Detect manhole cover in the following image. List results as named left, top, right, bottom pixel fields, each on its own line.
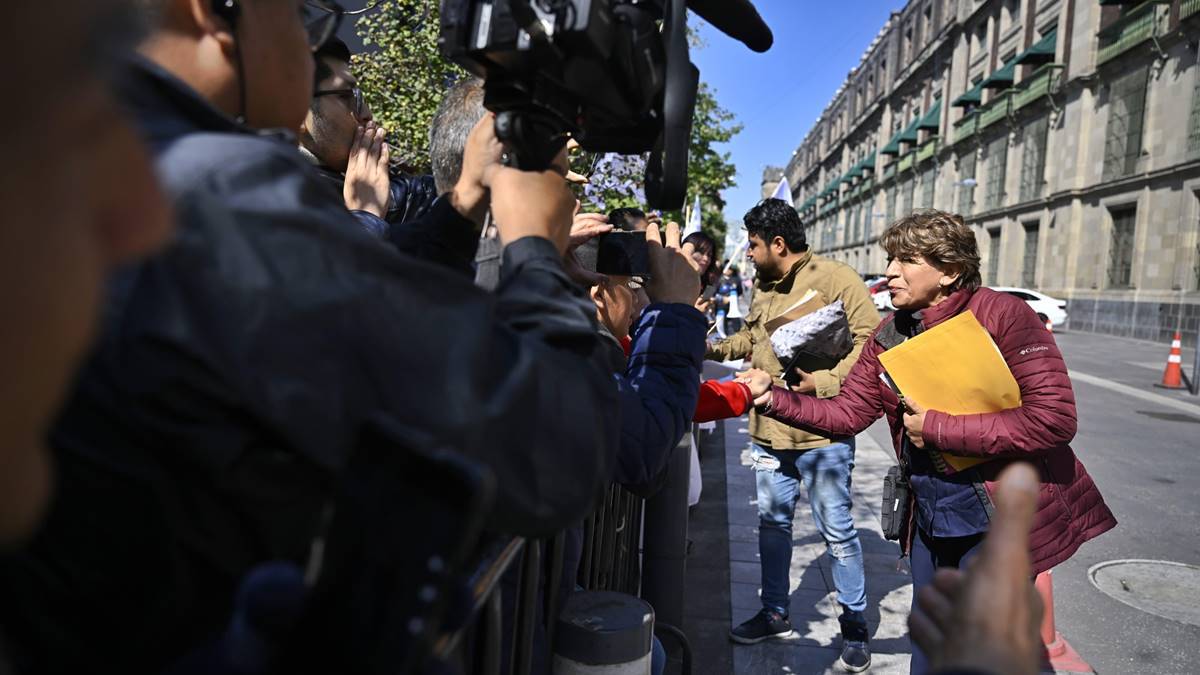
left=1088, top=559, right=1200, bottom=626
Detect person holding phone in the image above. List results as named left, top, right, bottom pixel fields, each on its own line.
left=739, top=210, right=1116, bottom=674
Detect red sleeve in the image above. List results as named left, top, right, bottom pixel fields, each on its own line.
left=693, top=380, right=753, bottom=423
left=765, top=336, right=886, bottom=437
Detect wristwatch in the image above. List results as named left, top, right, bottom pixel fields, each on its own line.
left=755, top=392, right=774, bottom=415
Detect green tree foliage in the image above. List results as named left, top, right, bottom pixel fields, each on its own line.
left=354, top=1, right=466, bottom=172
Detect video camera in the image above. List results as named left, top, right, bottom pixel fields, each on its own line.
left=438, top=0, right=772, bottom=210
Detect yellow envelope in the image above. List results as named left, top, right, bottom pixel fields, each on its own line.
left=877, top=310, right=1021, bottom=472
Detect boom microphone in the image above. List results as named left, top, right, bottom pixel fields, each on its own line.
left=687, top=0, right=773, bottom=53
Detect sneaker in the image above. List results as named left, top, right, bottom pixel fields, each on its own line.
left=837, top=611, right=871, bottom=672
left=838, top=640, right=871, bottom=672
left=729, top=608, right=795, bottom=644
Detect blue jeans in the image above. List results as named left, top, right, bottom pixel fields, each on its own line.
left=753, top=442, right=866, bottom=618
left=908, top=528, right=985, bottom=675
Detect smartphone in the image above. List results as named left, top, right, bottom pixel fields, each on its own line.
left=596, top=231, right=651, bottom=278
left=701, top=283, right=718, bottom=301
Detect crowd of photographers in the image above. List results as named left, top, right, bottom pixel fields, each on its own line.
left=0, top=1, right=1056, bottom=674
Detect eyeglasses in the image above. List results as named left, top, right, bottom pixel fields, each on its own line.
left=303, top=0, right=345, bottom=52
left=313, top=86, right=364, bottom=117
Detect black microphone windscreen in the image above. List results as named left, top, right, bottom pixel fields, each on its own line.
left=687, top=0, right=774, bottom=53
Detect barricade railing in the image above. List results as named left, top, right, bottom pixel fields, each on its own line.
left=431, top=426, right=703, bottom=674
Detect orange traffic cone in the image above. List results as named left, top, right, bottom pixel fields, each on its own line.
left=1036, top=570, right=1093, bottom=674
left=1157, top=331, right=1185, bottom=389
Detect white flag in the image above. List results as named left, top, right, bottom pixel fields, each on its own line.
left=683, top=194, right=702, bottom=238
left=771, top=176, right=794, bottom=206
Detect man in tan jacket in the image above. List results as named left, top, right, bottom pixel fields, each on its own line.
left=709, top=198, right=879, bottom=673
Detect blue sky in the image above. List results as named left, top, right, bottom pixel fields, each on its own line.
left=690, top=1, right=902, bottom=222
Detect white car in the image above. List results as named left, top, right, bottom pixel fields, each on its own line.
left=872, top=288, right=895, bottom=312
left=990, top=286, right=1068, bottom=328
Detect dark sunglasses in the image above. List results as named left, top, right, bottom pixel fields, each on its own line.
left=304, top=0, right=345, bottom=52
left=313, top=86, right=365, bottom=116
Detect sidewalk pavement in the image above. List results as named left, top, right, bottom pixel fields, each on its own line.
left=722, top=415, right=913, bottom=674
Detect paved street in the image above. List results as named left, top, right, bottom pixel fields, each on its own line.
left=688, top=329, right=1200, bottom=674
left=1041, top=331, right=1200, bottom=675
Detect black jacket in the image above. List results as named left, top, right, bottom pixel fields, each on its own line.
left=0, top=57, right=619, bottom=673
left=306, top=156, right=439, bottom=235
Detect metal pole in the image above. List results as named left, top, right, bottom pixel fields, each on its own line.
left=1191, top=328, right=1200, bottom=396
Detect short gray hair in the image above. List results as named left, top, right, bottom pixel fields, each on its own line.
left=429, top=77, right=485, bottom=194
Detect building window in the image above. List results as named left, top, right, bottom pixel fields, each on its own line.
left=905, top=26, right=913, bottom=62
left=1021, top=221, right=1040, bottom=288
left=1019, top=116, right=1049, bottom=202
left=958, top=151, right=976, bottom=216
left=1002, top=0, right=1020, bottom=33
left=984, top=135, right=1008, bottom=210
left=974, top=22, right=988, bottom=56
left=923, top=6, right=933, bottom=44
left=920, top=167, right=936, bottom=208
left=988, top=228, right=1002, bottom=286
left=1102, top=65, right=1149, bottom=181
left=1189, top=74, right=1200, bottom=159
left=904, top=177, right=916, bottom=216
left=886, top=184, right=898, bottom=222
left=1107, top=206, right=1136, bottom=288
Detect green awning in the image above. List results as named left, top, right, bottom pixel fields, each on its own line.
left=881, top=136, right=902, bottom=156
left=846, top=165, right=863, bottom=180
left=898, top=116, right=921, bottom=143
left=952, top=82, right=983, bottom=107
left=1015, top=29, right=1057, bottom=66
left=917, top=101, right=942, bottom=132
left=859, top=156, right=875, bottom=174
left=799, top=196, right=816, bottom=210
left=982, top=59, right=1017, bottom=89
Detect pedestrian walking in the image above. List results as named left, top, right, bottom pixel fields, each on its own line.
left=740, top=210, right=1117, bottom=675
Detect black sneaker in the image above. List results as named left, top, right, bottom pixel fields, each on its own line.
left=837, top=611, right=871, bottom=672
left=729, top=609, right=795, bottom=644
left=838, top=640, right=871, bottom=672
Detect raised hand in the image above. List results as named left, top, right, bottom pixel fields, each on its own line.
left=563, top=206, right=613, bottom=287
left=343, top=123, right=391, bottom=218
left=644, top=221, right=702, bottom=306
left=489, top=146, right=575, bottom=254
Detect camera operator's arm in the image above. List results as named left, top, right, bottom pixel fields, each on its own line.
left=384, top=116, right=502, bottom=277
left=137, top=138, right=619, bottom=542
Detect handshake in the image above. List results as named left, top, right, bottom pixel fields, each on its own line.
left=735, top=368, right=776, bottom=407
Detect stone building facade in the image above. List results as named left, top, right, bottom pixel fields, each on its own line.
left=771, top=0, right=1200, bottom=345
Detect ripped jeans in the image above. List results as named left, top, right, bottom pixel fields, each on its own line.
left=752, top=442, right=866, bottom=620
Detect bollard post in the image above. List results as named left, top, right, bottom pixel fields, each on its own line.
left=1192, top=329, right=1200, bottom=396
left=640, top=431, right=692, bottom=628
left=553, top=591, right=654, bottom=674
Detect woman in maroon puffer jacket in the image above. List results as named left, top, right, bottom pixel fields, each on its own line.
left=740, top=211, right=1116, bottom=674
